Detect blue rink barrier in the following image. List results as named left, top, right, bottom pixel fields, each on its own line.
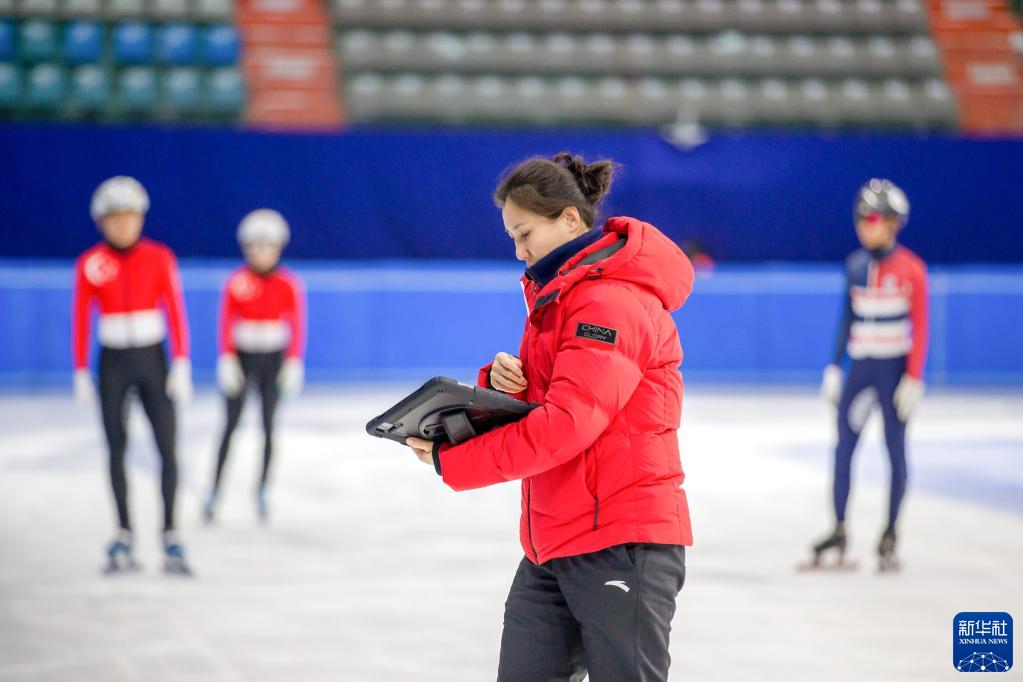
left=1, top=260, right=1021, bottom=387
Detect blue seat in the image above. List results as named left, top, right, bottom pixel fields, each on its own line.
left=26, top=63, right=66, bottom=108
left=117, top=65, right=157, bottom=110
left=69, top=64, right=109, bottom=109
left=201, top=25, right=240, bottom=66
left=0, top=63, right=21, bottom=108
left=64, top=21, right=103, bottom=64
left=206, top=66, right=244, bottom=112
left=0, top=21, right=15, bottom=62
left=19, top=20, right=59, bottom=63
left=156, top=23, right=197, bottom=65
left=163, top=66, right=201, bottom=110
left=113, top=21, right=153, bottom=65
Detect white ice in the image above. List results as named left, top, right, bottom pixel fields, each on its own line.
left=0, top=385, right=1021, bottom=681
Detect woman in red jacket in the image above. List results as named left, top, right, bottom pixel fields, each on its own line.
left=407, top=153, right=694, bottom=681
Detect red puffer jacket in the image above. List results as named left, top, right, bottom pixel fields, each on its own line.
left=437, top=216, right=695, bottom=564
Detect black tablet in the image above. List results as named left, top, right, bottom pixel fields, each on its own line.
left=366, top=376, right=540, bottom=445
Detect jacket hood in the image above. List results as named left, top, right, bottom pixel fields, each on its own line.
left=539, top=216, right=693, bottom=313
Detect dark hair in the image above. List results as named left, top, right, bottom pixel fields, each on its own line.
left=493, top=152, right=616, bottom=228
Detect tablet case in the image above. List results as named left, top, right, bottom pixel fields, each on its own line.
left=366, top=376, right=540, bottom=445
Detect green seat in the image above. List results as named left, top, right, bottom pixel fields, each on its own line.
left=163, top=66, right=200, bottom=111
left=117, top=65, right=157, bottom=111
left=0, top=63, right=22, bottom=109
left=206, top=66, right=244, bottom=112
left=69, top=64, right=109, bottom=110
left=25, top=63, right=66, bottom=108
left=19, top=20, right=58, bottom=63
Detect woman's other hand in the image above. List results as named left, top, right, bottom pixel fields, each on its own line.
left=490, top=352, right=528, bottom=393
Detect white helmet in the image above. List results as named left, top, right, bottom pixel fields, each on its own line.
left=90, top=176, right=150, bottom=221
left=237, top=209, right=290, bottom=246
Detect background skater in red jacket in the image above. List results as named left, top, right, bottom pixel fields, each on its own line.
left=204, top=209, right=305, bottom=524
left=72, top=176, right=193, bottom=575
left=407, top=153, right=695, bottom=681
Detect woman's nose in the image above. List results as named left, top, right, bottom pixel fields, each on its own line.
left=515, top=244, right=529, bottom=261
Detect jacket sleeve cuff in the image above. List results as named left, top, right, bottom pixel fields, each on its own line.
left=432, top=440, right=446, bottom=476
left=478, top=363, right=495, bottom=389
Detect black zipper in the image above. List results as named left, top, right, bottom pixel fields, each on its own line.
left=526, top=480, right=538, bottom=563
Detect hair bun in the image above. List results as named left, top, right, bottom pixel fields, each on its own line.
left=553, top=152, right=615, bottom=205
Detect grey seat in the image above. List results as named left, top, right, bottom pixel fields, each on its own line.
left=587, top=76, right=631, bottom=122
left=795, top=78, right=838, bottom=126
left=506, top=75, right=555, bottom=123
left=343, top=71, right=386, bottom=120
left=552, top=75, right=593, bottom=122
left=18, top=0, right=59, bottom=16
left=104, top=0, right=146, bottom=20
left=61, top=0, right=103, bottom=17
left=751, top=77, right=796, bottom=123
left=195, top=0, right=233, bottom=21
left=781, top=35, right=819, bottom=76
left=715, top=77, right=754, bottom=125
left=863, top=36, right=900, bottom=77
left=892, top=0, right=928, bottom=32
left=834, top=78, right=875, bottom=125
left=818, top=36, right=858, bottom=77
left=915, top=78, right=958, bottom=128
left=706, top=30, right=748, bottom=76
left=631, top=76, right=676, bottom=124
left=152, top=0, right=189, bottom=20
left=876, top=78, right=916, bottom=126
left=904, top=36, right=942, bottom=77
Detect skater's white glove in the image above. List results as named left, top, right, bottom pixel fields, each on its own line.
left=893, top=374, right=924, bottom=422
left=217, top=354, right=244, bottom=398
left=73, top=368, right=96, bottom=406
left=166, top=357, right=193, bottom=404
left=820, top=364, right=843, bottom=406
left=277, top=357, right=304, bottom=396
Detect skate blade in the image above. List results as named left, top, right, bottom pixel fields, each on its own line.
left=796, top=559, right=859, bottom=572
left=877, top=560, right=901, bottom=574
left=101, top=560, right=141, bottom=576
left=164, top=561, right=194, bottom=577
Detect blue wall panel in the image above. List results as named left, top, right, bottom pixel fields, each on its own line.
left=1, top=261, right=1020, bottom=387
left=1, top=124, right=1022, bottom=263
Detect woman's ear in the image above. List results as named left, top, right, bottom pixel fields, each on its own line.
left=561, top=205, right=584, bottom=234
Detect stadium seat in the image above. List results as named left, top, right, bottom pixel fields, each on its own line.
left=64, top=20, right=104, bottom=64
left=117, top=65, right=157, bottom=109
left=201, top=25, right=239, bottom=66
left=153, top=0, right=189, bottom=20
left=195, top=0, right=234, bottom=21
left=157, top=23, right=197, bottom=64
left=163, top=66, right=201, bottom=110
left=0, top=21, right=14, bottom=62
left=206, top=66, right=244, bottom=111
left=105, top=0, right=146, bottom=20
left=25, top=62, right=65, bottom=108
left=0, top=63, right=21, bottom=109
left=19, top=20, right=59, bottom=63
left=61, top=0, right=103, bottom=18
left=68, top=63, right=109, bottom=109
left=17, top=0, right=59, bottom=17
left=113, top=21, right=153, bottom=64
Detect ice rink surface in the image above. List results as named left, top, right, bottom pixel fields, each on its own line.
left=1, top=384, right=1020, bottom=682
